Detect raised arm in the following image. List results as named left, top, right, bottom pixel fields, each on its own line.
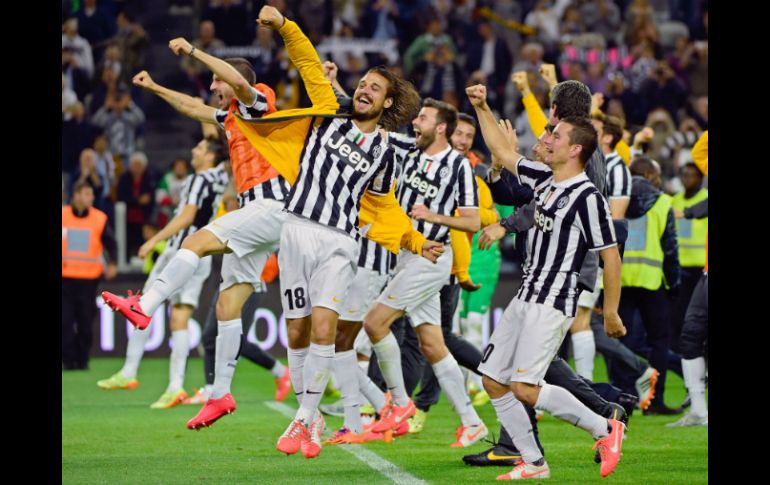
left=169, top=37, right=257, bottom=106
left=133, top=70, right=218, bottom=123
left=466, top=84, right=525, bottom=174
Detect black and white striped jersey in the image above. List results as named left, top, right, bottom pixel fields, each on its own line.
left=285, top=117, right=396, bottom=239
left=515, top=158, right=617, bottom=317
left=393, top=142, right=478, bottom=244
left=213, top=87, right=271, bottom=124
left=167, top=163, right=229, bottom=250
left=357, top=237, right=393, bottom=275
left=605, top=151, right=631, bottom=199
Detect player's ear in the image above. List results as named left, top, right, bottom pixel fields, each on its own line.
left=384, top=97, right=393, bottom=109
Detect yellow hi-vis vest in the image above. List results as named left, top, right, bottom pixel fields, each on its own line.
left=621, top=194, right=671, bottom=290
left=671, top=188, right=708, bottom=268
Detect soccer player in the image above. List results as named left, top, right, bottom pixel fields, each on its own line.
left=467, top=83, right=627, bottom=479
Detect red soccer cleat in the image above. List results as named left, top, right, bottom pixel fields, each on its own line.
left=593, top=418, right=626, bottom=477
left=102, top=290, right=151, bottom=330
left=186, top=393, right=236, bottom=430
left=371, top=399, right=416, bottom=433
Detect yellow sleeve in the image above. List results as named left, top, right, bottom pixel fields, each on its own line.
left=616, top=139, right=631, bottom=165
left=450, top=229, right=471, bottom=281
left=522, top=93, right=548, bottom=138
left=692, top=130, right=708, bottom=176
left=278, top=19, right=338, bottom=112
left=476, top=177, right=499, bottom=227
left=359, top=187, right=426, bottom=255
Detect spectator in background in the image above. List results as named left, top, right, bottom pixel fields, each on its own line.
left=155, top=158, right=191, bottom=228
left=76, top=0, right=117, bottom=61
left=62, top=46, right=92, bottom=102
left=91, top=84, right=146, bottom=166
left=411, top=42, right=464, bottom=108
left=402, top=13, right=457, bottom=76
left=62, top=17, right=94, bottom=79
left=96, top=43, right=122, bottom=85
left=92, top=133, right=117, bottom=200
left=62, top=99, right=98, bottom=195
left=71, top=148, right=109, bottom=214
left=523, top=0, right=572, bottom=58
left=465, top=20, right=513, bottom=114
left=623, top=0, right=659, bottom=47
left=181, top=20, right=225, bottom=99
left=689, top=94, right=707, bottom=130
left=117, top=151, right=156, bottom=257
left=560, top=5, right=586, bottom=39
left=658, top=114, right=702, bottom=187
left=202, top=0, right=252, bottom=46
left=638, top=60, right=688, bottom=124
left=62, top=74, right=80, bottom=122
left=585, top=62, right=611, bottom=94
left=361, top=0, right=399, bottom=41
left=113, top=10, right=150, bottom=85
left=686, top=41, right=708, bottom=99
left=580, top=0, right=622, bottom=47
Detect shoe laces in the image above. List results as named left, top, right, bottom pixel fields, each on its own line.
left=287, top=420, right=305, bottom=439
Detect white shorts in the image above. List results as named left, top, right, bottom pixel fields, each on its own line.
left=204, top=198, right=286, bottom=292
left=478, top=298, right=573, bottom=385
left=376, top=245, right=453, bottom=327
left=143, top=247, right=212, bottom=309
left=577, top=267, right=603, bottom=309
left=339, top=266, right=389, bottom=322
left=278, top=214, right=359, bottom=319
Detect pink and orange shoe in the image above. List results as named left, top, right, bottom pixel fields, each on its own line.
left=276, top=419, right=309, bottom=455
left=371, top=399, right=416, bottom=433
left=593, top=418, right=626, bottom=477
left=102, top=290, right=151, bottom=330
left=186, top=393, right=236, bottom=430
left=451, top=422, right=488, bottom=448
left=496, top=461, right=551, bottom=480
left=275, top=368, right=291, bottom=402
left=301, top=413, right=325, bottom=458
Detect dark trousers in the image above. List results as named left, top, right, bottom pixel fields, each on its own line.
left=201, top=290, right=276, bottom=385
left=591, top=312, right=648, bottom=378
left=368, top=316, right=424, bottom=396
left=62, top=278, right=99, bottom=369
left=414, top=284, right=485, bottom=412
left=680, top=273, right=708, bottom=360
left=616, top=287, right=671, bottom=406
left=669, top=267, right=703, bottom=354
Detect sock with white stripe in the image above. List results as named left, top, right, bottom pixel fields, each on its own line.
left=571, top=330, right=596, bottom=381
left=432, top=354, right=481, bottom=426
left=334, top=350, right=364, bottom=434
left=211, top=319, right=242, bottom=399
left=295, top=343, right=335, bottom=426
left=139, top=249, right=200, bottom=315
left=288, top=346, right=309, bottom=406
left=121, top=328, right=150, bottom=379
left=682, top=357, right=708, bottom=418
left=491, top=392, right=543, bottom=464
left=535, top=383, right=609, bottom=439
left=372, top=332, right=410, bottom=407
left=167, top=330, right=189, bottom=392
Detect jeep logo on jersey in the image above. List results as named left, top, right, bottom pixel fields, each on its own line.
left=326, top=132, right=374, bottom=172
left=404, top=169, right=440, bottom=199
left=534, top=208, right=555, bottom=233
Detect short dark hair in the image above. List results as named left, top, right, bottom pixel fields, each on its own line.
left=680, top=161, right=704, bottom=177
left=550, top=80, right=592, bottom=119
left=225, top=58, right=256, bottom=85
left=365, top=65, right=421, bottom=132
left=422, top=98, right=458, bottom=139
left=72, top=181, right=93, bottom=194
left=205, top=138, right=228, bottom=162
left=560, top=116, right=597, bottom=165
left=601, top=114, right=624, bottom=150
left=457, top=113, right=476, bottom=129
left=630, top=156, right=657, bottom=178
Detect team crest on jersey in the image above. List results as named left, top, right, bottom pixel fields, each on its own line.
left=371, top=144, right=382, bottom=159
left=556, top=195, right=570, bottom=209
left=439, top=166, right=450, bottom=179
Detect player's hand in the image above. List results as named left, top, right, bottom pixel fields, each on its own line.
left=478, top=223, right=506, bottom=250
left=539, top=63, right=558, bottom=88
left=497, top=118, right=518, bottom=151
left=459, top=278, right=482, bottom=292
left=603, top=311, right=626, bottom=338
left=465, top=84, right=488, bottom=109
left=132, top=70, right=156, bottom=90
left=258, top=5, right=285, bottom=29
left=591, top=92, right=605, bottom=115
left=138, top=240, right=155, bottom=259
left=169, top=37, right=194, bottom=56
left=409, top=204, right=435, bottom=223
left=105, top=263, right=118, bottom=280
left=510, top=71, right=531, bottom=96
left=322, top=61, right=339, bottom=82
left=421, top=240, right=444, bottom=263
left=633, top=127, right=654, bottom=147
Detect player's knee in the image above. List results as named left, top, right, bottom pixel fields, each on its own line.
left=482, top=375, right=509, bottom=399
left=215, top=295, right=238, bottom=321
left=510, top=382, right=537, bottom=406
left=419, top=340, right=446, bottom=363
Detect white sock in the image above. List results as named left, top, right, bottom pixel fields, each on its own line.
left=432, top=354, right=481, bottom=426
left=288, top=346, right=309, bottom=406
left=372, top=332, right=409, bottom=407
left=491, top=392, right=543, bottom=464
left=203, top=384, right=214, bottom=395
left=535, top=383, right=609, bottom=439
left=682, top=357, right=708, bottom=418
left=121, top=327, right=150, bottom=379
left=270, top=360, right=286, bottom=378
left=335, top=350, right=364, bottom=433
left=167, top=330, right=189, bottom=392
left=139, top=249, right=199, bottom=315
left=463, top=312, right=485, bottom=351
left=211, top=319, right=242, bottom=399
left=571, top=330, right=596, bottom=381
left=357, top=366, right=386, bottom=411
left=295, top=343, right=335, bottom=426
